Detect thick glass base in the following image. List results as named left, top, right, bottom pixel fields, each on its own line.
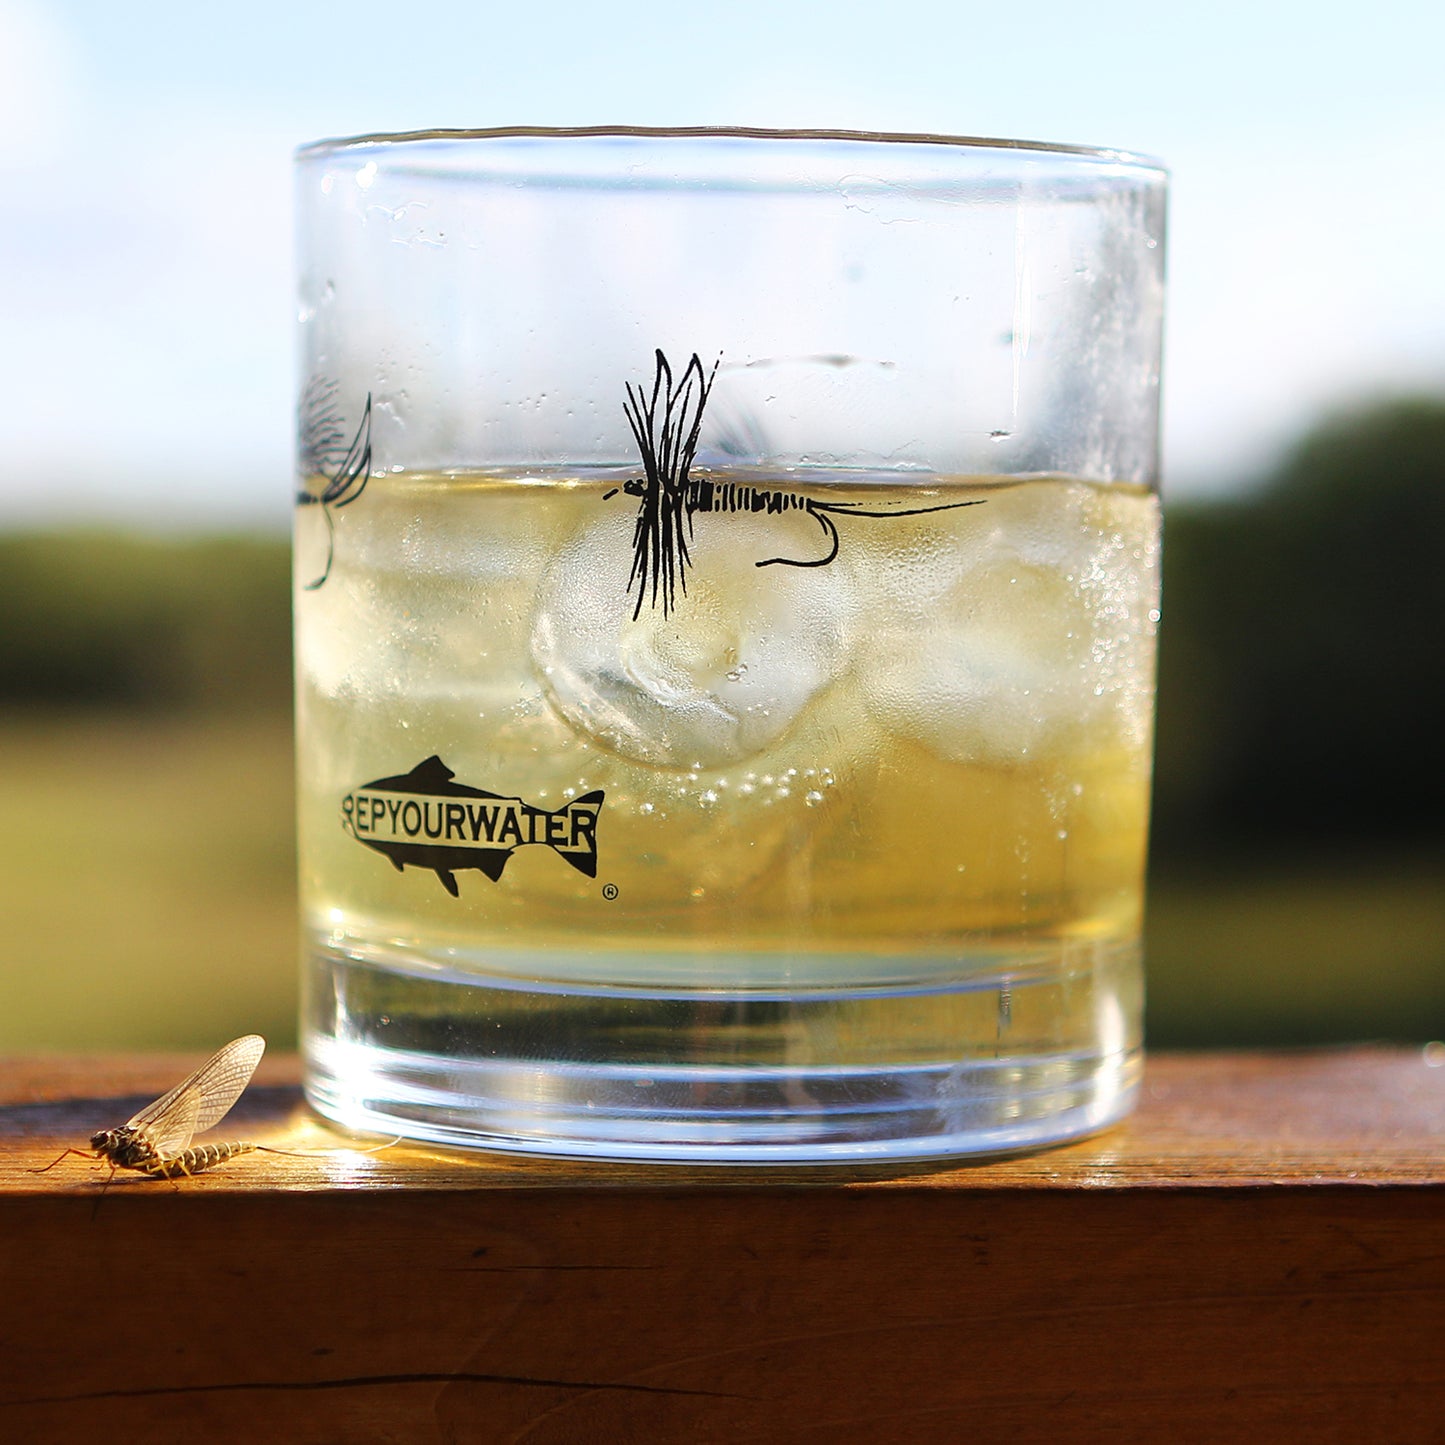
left=302, top=941, right=1141, bottom=1164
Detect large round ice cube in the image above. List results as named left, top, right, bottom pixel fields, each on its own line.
left=860, top=480, right=1159, bottom=764
left=532, top=505, right=857, bottom=769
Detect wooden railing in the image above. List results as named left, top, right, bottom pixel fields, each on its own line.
left=2, top=1048, right=1442, bottom=1441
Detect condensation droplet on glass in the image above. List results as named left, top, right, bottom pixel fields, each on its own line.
left=639, top=802, right=654, bottom=815
left=805, top=790, right=824, bottom=806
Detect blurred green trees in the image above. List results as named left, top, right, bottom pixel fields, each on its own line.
left=1153, top=396, right=1445, bottom=854
left=0, top=533, right=292, bottom=714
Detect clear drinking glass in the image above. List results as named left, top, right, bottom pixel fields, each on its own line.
left=293, top=127, right=1167, bottom=1162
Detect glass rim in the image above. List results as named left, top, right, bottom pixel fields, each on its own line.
left=295, top=125, right=1166, bottom=174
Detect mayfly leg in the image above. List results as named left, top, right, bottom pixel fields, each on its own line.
left=30, top=1147, right=100, bottom=1175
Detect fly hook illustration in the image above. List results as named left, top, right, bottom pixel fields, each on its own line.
left=606, top=349, right=986, bottom=619
left=296, top=377, right=373, bottom=590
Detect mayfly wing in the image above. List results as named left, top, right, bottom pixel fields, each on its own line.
left=126, top=1035, right=266, bottom=1152
left=142, top=1084, right=203, bottom=1159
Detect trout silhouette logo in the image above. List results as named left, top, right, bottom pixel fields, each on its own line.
left=341, top=756, right=604, bottom=896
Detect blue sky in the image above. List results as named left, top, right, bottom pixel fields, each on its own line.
left=1, top=0, right=1442, bottom=525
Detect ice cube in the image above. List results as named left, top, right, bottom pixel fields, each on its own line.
left=532, top=507, right=857, bottom=769
left=860, top=481, right=1159, bottom=764
left=295, top=481, right=550, bottom=705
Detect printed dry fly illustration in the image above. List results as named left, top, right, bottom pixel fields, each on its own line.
left=35, top=1035, right=267, bottom=1182
left=296, top=377, right=373, bottom=590
left=606, top=349, right=986, bottom=619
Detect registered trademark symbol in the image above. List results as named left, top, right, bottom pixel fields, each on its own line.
left=602, top=883, right=619, bottom=901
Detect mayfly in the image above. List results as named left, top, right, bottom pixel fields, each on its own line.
left=605, top=349, right=986, bottom=620
left=35, top=1035, right=267, bottom=1182
left=296, top=376, right=373, bottom=591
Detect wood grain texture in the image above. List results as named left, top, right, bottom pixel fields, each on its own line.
left=2, top=1049, right=1443, bottom=1442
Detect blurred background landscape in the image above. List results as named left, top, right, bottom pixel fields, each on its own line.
left=4, top=399, right=1441, bottom=1051
left=1, top=1, right=1442, bottom=1051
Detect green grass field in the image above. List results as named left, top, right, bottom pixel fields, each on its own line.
left=2, top=718, right=1441, bottom=1052
left=1145, top=855, right=1445, bottom=1046
left=0, top=716, right=298, bottom=1051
